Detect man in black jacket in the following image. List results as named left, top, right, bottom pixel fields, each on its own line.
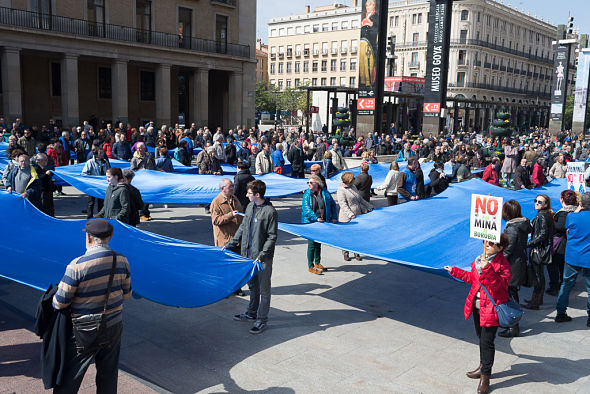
left=234, top=161, right=255, bottom=210
left=122, top=169, right=144, bottom=227
left=287, top=140, right=305, bottom=178
left=513, top=158, right=532, bottom=190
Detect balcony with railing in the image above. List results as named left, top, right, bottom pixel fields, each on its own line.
left=0, top=6, right=250, bottom=58
left=492, top=64, right=499, bottom=70
left=463, top=82, right=551, bottom=99
left=449, top=38, right=553, bottom=64
left=484, top=62, right=492, bottom=68
left=211, top=0, right=236, bottom=6
left=408, top=61, right=420, bottom=68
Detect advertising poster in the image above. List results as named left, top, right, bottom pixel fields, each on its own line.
left=470, top=194, right=503, bottom=243
left=358, top=0, right=381, bottom=115
left=572, top=49, right=590, bottom=133
left=423, top=0, right=453, bottom=118
left=550, top=44, right=571, bottom=122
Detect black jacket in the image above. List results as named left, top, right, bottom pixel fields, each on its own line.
left=287, top=146, right=305, bottom=176
left=527, top=211, right=554, bottom=264
left=415, top=168, right=426, bottom=198
left=125, top=184, right=144, bottom=227
left=353, top=172, right=372, bottom=202
left=234, top=169, right=255, bottom=210
left=97, top=184, right=130, bottom=223
left=378, top=141, right=393, bottom=156
left=504, top=217, right=532, bottom=286
left=225, top=144, right=238, bottom=165
left=553, top=210, right=572, bottom=255
left=35, top=285, right=71, bottom=389
left=428, top=169, right=449, bottom=195
left=513, top=165, right=531, bottom=189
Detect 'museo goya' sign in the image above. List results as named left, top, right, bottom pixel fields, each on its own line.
left=470, top=194, right=503, bottom=243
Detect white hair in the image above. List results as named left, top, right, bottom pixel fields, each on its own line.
left=219, top=178, right=232, bottom=190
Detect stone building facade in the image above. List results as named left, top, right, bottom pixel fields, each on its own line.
left=0, top=0, right=256, bottom=129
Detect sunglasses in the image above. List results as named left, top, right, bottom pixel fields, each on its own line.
left=534, top=199, right=544, bottom=204
left=484, top=240, right=499, bottom=246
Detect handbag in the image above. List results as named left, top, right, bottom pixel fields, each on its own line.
left=530, top=243, right=552, bottom=265
left=480, top=283, right=524, bottom=328
left=71, top=253, right=117, bottom=353
left=552, top=235, right=564, bottom=254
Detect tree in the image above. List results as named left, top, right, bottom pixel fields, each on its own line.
left=278, top=87, right=307, bottom=125
left=255, top=81, right=280, bottom=114
left=564, top=94, right=590, bottom=130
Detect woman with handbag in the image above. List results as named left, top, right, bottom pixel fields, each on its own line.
left=444, top=234, right=512, bottom=394
left=546, top=190, right=578, bottom=296
left=499, top=200, right=532, bottom=337
left=337, top=172, right=373, bottom=261
left=523, top=194, right=555, bottom=310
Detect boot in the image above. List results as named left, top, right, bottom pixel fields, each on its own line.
left=343, top=251, right=351, bottom=261
left=497, top=324, right=520, bottom=338
left=466, top=363, right=482, bottom=379
left=477, top=375, right=490, bottom=393
left=523, top=291, right=541, bottom=310
left=354, top=253, right=362, bottom=261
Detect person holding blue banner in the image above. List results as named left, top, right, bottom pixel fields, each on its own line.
left=444, top=234, right=511, bottom=394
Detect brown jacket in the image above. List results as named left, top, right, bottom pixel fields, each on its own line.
left=211, top=192, right=243, bottom=247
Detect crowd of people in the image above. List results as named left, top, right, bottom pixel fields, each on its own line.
left=2, top=116, right=590, bottom=394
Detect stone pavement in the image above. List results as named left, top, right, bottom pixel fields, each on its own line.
left=2, top=186, right=590, bottom=393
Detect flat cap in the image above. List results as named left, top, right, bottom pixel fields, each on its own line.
left=84, top=219, right=113, bottom=238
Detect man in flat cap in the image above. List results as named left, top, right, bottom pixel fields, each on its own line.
left=52, top=219, right=132, bottom=393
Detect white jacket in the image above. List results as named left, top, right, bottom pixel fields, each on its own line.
left=255, top=151, right=273, bottom=174
left=337, top=183, right=373, bottom=223
left=375, top=169, right=399, bottom=197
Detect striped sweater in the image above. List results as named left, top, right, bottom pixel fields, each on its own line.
left=53, top=245, right=132, bottom=327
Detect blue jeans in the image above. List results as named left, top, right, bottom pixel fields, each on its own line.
left=556, top=263, right=590, bottom=315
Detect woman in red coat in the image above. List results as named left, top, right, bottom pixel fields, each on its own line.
left=530, top=158, right=547, bottom=188
left=444, top=234, right=512, bottom=394
left=482, top=157, right=500, bottom=186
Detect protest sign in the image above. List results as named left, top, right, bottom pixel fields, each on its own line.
left=566, top=162, right=587, bottom=193
left=470, top=194, right=503, bottom=243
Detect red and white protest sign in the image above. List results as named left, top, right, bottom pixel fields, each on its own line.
left=470, top=194, right=503, bottom=243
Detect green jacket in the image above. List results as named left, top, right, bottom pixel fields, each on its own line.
left=97, top=184, right=130, bottom=223
left=225, top=200, right=278, bottom=263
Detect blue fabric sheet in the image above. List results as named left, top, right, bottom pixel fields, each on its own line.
left=0, top=191, right=260, bottom=307
left=51, top=169, right=309, bottom=204
left=277, top=178, right=568, bottom=276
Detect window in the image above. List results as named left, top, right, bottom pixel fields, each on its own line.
left=295, top=62, right=300, bottom=73
left=417, top=13, right=422, bottom=24
left=278, top=63, right=284, bottom=73
left=312, top=78, right=318, bottom=86
left=278, top=80, right=283, bottom=89
left=270, top=63, right=276, bottom=74
left=313, top=43, right=319, bottom=54
left=270, top=29, right=277, bottom=37
left=389, top=16, right=394, bottom=27
left=87, top=0, right=105, bottom=36
left=303, top=61, right=309, bottom=72
left=458, top=50, right=466, bottom=65
left=340, top=77, right=346, bottom=86
left=412, top=33, right=419, bottom=44
left=140, top=71, right=155, bottom=101
left=295, top=78, right=300, bottom=87
left=322, top=23, right=329, bottom=32
left=215, top=14, right=228, bottom=53
left=395, top=16, right=399, bottom=27
left=97, top=66, right=111, bottom=99
left=321, top=78, right=327, bottom=86
left=477, top=12, right=480, bottom=22
left=461, top=10, right=469, bottom=21
left=313, top=24, right=319, bottom=32
left=457, top=72, right=465, bottom=87
left=286, top=62, right=292, bottom=73
left=50, top=62, right=61, bottom=97
left=296, top=26, right=302, bottom=34
left=321, top=60, right=327, bottom=72
left=412, top=14, right=417, bottom=24
left=459, top=29, right=468, bottom=44
left=410, top=52, right=418, bottom=66
left=332, top=22, right=338, bottom=31
left=270, top=79, right=275, bottom=86
left=341, top=21, right=348, bottom=29
left=278, top=28, right=285, bottom=36
left=351, top=40, right=358, bottom=52
left=178, top=7, right=193, bottom=49
left=136, top=0, right=152, bottom=43
left=340, top=59, right=347, bottom=71
left=330, top=59, right=337, bottom=72
left=349, top=76, right=356, bottom=87
left=330, top=77, right=336, bottom=86
left=350, top=58, right=357, bottom=71
left=304, top=25, right=310, bottom=33
left=286, top=80, right=291, bottom=88
left=287, top=27, right=293, bottom=35
left=351, top=19, right=359, bottom=28
left=312, top=61, right=318, bottom=72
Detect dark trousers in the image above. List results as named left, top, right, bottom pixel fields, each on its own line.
left=87, top=196, right=104, bottom=219
left=472, top=309, right=498, bottom=376
left=386, top=195, right=398, bottom=206
left=41, top=191, right=55, bottom=217
left=53, top=323, right=122, bottom=394
left=307, top=240, right=321, bottom=268
left=141, top=203, right=151, bottom=217
left=508, top=285, right=520, bottom=304
left=532, top=262, right=545, bottom=293
left=547, top=253, right=565, bottom=291
left=247, top=261, right=272, bottom=323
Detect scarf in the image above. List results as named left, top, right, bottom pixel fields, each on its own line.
left=474, top=252, right=498, bottom=275
left=557, top=205, right=577, bottom=214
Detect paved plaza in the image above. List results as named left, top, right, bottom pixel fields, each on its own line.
left=1, top=186, right=590, bottom=393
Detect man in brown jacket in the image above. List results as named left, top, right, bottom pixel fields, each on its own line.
left=210, top=178, right=244, bottom=247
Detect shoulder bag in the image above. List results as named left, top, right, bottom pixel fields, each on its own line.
left=480, top=283, right=524, bottom=328
left=530, top=243, right=552, bottom=265
left=71, top=253, right=117, bottom=353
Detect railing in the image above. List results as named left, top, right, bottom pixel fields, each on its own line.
left=474, top=60, right=482, bottom=67
left=350, top=47, right=358, bottom=54
left=394, top=40, right=427, bottom=49
left=211, top=0, right=236, bottom=6
left=449, top=38, right=553, bottom=64
left=408, top=61, right=420, bottom=68
left=507, top=67, right=513, bottom=73
left=500, top=65, right=507, bottom=71
left=0, top=6, right=249, bottom=58
left=492, top=64, right=499, bottom=70
left=463, top=82, right=551, bottom=98
left=484, top=62, right=491, bottom=68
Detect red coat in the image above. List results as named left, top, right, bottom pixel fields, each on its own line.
left=531, top=163, right=546, bottom=188
left=482, top=164, right=500, bottom=186
left=450, top=253, right=512, bottom=327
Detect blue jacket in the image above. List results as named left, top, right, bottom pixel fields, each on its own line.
left=272, top=149, right=285, bottom=168
left=301, top=188, right=338, bottom=223
left=565, top=210, right=590, bottom=268
left=112, top=141, right=132, bottom=161
left=155, top=156, right=174, bottom=172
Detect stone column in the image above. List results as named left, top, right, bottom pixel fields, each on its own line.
left=192, top=68, right=209, bottom=127
left=61, top=54, right=80, bottom=128
left=111, top=59, right=128, bottom=124
left=155, top=64, right=171, bottom=127
left=1, top=47, right=23, bottom=124
left=228, top=71, right=243, bottom=129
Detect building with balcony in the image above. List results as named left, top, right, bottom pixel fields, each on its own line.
left=0, top=0, right=256, bottom=129
left=256, top=39, right=268, bottom=83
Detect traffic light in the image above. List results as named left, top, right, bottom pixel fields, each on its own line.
left=387, top=36, right=395, bottom=54
left=568, top=17, right=574, bottom=34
